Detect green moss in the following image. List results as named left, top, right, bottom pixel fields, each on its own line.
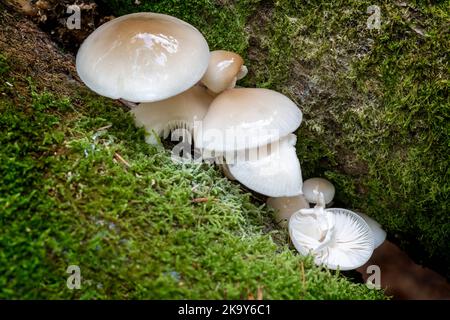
left=0, top=54, right=9, bottom=75
left=2, top=0, right=447, bottom=299
left=0, top=58, right=385, bottom=298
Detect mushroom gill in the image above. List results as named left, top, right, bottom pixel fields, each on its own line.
left=131, top=85, right=212, bottom=144
left=289, top=193, right=374, bottom=270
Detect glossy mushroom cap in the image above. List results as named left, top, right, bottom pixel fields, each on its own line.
left=303, top=177, right=335, bottom=205
left=267, top=194, right=310, bottom=227
left=76, top=13, right=210, bottom=103
left=289, top=206, right=374, bottom=270
left=226, top=134, right=303, bottom=197
left=195, top=88, right=302, bottom=153
left=201, top=50, right=245, bottom=94
left=132, top=85, right=212, bottom=144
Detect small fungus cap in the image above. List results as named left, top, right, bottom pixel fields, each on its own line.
left=195, top=88, right=302, bottom=152
left=76, top=12, right=210, bottom=102
left=303, top=177, right=335, bottom=205
left=201, top=50, right=245, bottom=93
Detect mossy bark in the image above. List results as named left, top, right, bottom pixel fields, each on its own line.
left=1, top=0, right=448, bottom=294
left=0, top=3, right=387, bottom=299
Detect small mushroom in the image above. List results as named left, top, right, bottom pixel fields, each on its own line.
left=226, top=134, right=303, bottom=197
left=195, top=88, right=302, bottom=153
left=131, top=85, right=212, bottom=144
left=289, top=192, right=374, bottom=270
left=76, top=12, right=210, bottom=103
left=267, top=194, right=309, bottom=227
left=355, top=212, right=386, bottom=248
left=200, top=50, right=247, bottom=94
left=303, top=177, right=335, bottom=205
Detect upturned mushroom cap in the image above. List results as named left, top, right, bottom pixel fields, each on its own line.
left=226, top=134, right=303, bottom=197
left=220, top=162, right=236, bottom=180
left=201, top=50, right=245, bottom=94
left=303, top=177, right=335, bottom=205
left=131, top=85, right=212, bottom=144
left=195, top=88, right=302, bottom=153
left=356, top=212, right=386, bottom=248
left=76, top=12, right=210, bottom=103
left=267, top=194, right=309, bottom=227
left=289, top=203, right=374, bottom=270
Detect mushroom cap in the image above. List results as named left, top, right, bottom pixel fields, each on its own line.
left=356, top=212, right=386, bottom=248
left=289, top=208, right=374, bottom=270
left=201, top=50, right=244, bottom=93
left=76, top=12, right=210, bottom=103
left=267, top=194, right=309, bottom=227
left=303, top=177, right=335, bottom=204
left=132, top=85, right=212, bottom=144
left=195, top=88, right=302, bottom=153
left=226, top=134, right=303, bottom=197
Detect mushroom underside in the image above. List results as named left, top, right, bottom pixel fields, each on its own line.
left=289, top=208, right=374, bottom=270
left=226, top=134, right=303, bottom=197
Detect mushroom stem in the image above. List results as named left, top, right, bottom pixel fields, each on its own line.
left=267, top=194, right=309, bottom=227
left=119, top=99, right=138, bottom=110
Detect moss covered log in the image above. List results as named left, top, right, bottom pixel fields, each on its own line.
left=0, top=0, right=448, bottom=299
left=0, top=5, right=386, bottom=299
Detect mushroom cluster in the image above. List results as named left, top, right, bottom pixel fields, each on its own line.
left=268, top=177, right=386, bottom=270
left=77, top=12, right=386, bottom=272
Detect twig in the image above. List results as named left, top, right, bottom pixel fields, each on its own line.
left=96, top=124, right=112, bottom=132
left=114, top=152, right=131, bottom=168
left=191, top=197, right=209, bottom=203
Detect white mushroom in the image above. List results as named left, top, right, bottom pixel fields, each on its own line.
left=355, top=212, right=386, bottom=248
left=267, top=194, right=309, bottom=227
left=303, top=177, right=335, bottom=205
left=226, top=134, right=303, bottom=197
left=289, top=192, right=374, bottom=270
left=76, top=12, right=210, bottom=103
left=195, top=88, right=302, bottom=153
left=131, top=85, right=212, bottom=144
left=200, top=50, right=247, bottom=94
